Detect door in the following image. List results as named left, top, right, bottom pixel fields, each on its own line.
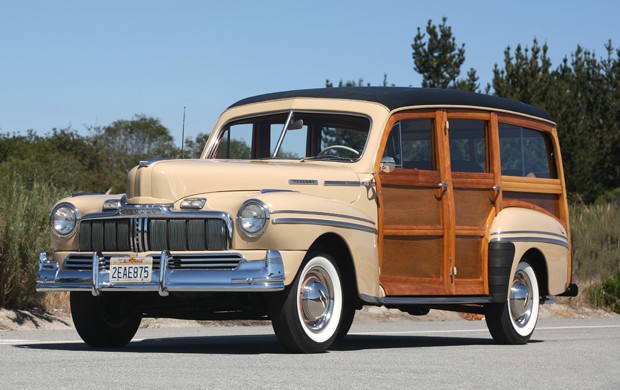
left=378, top=111, right=453, bottom=295
left=447, top=114, right=496, bottom=295
left=378, top=111, right=497, bottom=296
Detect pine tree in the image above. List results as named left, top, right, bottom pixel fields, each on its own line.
left=411, top=17, right=477, bottom=91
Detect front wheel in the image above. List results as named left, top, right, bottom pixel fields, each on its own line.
left=485, top=261, right=540, bottom=344
left=70, top=292, right=142, bottom=348
left=269, top=251, right=344, bottom=353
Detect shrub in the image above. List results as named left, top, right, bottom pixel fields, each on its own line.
left=590, top=272, right=620, bottom=313
left=570, top=202, right=620, bottom=282
left=0, top=169, right=68, bottom=308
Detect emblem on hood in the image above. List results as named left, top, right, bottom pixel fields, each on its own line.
left=289, top=179, right=318, bottom=185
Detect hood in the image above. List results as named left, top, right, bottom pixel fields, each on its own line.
left=126, top=159, right=364, bottom=204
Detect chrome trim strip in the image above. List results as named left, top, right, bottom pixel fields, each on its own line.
left=271, top=217, right=377, bottom=234
left=360, top=294, right=492, bottom=305
left=91, top=252, right=101, bottom=296
left=135, top=218, right=143, bottom=252
left=272, top=110, right=294, bottom=158
left=323, top=180, right=362, bottom=187
left=490, top=236, right=570, bottom=249
left=159, top=251, right=170, bottom=296
left=271, top=209, right=375, bottom=225
left=129, top=219, right=135, bottom=252
left=288, top=179, right=318, bottom=185
left=82, top=206, right=230, bottom=220
left=260, top=189, right=295, bottom=194
left=490, top=230, right=567, bottom=240
left=142, top=218, right=149, bottom=252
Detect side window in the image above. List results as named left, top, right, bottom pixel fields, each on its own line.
left=384, top=119, right=434, bottom=170
left=216, top=123, right=252, bottom=159
left=499, top=123, right=557, bottom=178
left=449, top=119, right=487, bottom=173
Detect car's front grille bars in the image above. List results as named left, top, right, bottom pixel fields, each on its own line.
left=63, top=252, right=244, bottom=271
left=79, top=217, right=229, bottom=253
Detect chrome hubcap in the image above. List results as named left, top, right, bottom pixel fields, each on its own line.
left=299, top=269, right=333, bottom=332
left=509, top=270, right=532, bottom=328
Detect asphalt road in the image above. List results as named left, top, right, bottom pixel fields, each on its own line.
left=1, top=318, right=619, bottom=389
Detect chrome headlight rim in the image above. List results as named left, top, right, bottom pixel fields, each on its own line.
left=236, top=199, right=270, bottom=238
left=50, top=202, right=79, bottom=237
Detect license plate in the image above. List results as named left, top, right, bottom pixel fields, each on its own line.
left=110, top=256, right=153, bottom=283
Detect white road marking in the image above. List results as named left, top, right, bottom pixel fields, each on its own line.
left=350, top=324, right=620, bottom=336
left=0, top=338, right=145, bottom=346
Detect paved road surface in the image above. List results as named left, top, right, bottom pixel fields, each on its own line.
left=1, top=318, right=618, bottom=389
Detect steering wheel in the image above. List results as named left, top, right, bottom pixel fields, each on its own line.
left=318, top=145, right=360, bottom=156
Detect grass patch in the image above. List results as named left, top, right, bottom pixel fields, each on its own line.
left=570, top=202, right=620, bottom=310
left=0, top=168, right=69, bottom=308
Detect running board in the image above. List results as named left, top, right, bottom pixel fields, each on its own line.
left=360, top=294, right=492, bottom=306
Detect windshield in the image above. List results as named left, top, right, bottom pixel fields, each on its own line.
left=211, top=111, right=370, bottom=162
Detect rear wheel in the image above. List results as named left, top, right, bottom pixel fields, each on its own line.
left=269, top=251, right=345, bottom=353
left=70, top=292, right=141, bottom=348
left=485, top=261, right=540, bottom=344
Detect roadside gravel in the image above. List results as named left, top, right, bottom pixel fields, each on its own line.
left=0, top=302, right=616, bottom=332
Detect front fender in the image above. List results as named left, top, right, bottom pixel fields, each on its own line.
left=207, top=190, right=380, bottom=296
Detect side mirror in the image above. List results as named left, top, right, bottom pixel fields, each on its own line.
left=380, top=157, right=396, bottom=174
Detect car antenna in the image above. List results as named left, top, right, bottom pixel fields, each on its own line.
left=181, top=106, right=186, bottom=158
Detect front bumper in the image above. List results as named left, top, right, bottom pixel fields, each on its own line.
left=37, top=250, right=286, bottom=296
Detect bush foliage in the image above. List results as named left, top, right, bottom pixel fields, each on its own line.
left=0, top=169, right=68, bottom=308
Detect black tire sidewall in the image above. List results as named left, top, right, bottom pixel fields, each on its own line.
left=269, top=250, right=344, bottom=353
left=485, top=261, right=539, bottom=345
left=70, top=292, right=141, bottom=348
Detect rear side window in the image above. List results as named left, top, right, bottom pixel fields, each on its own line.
left=448, top=119, right=487, bottom=173
left=499, top=123, right=557, bottom=178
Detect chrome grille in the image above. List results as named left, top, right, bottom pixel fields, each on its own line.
left=63, top=253, right=243, bottom=271
left=79, top=218, right=229, bottom=252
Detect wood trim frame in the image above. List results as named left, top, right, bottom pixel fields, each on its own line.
left=375, top=107, right=571, bottom=296
left=375, top=110, right=437, bottom=272
left=496, top=113, right=572, bottom=284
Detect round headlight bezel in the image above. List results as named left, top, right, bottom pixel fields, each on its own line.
left=50, top=203, right=79, bottom=237
left=236, top=199, right=269, bottom=237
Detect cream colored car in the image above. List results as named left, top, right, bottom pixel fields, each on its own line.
left=38, top=87, right=578, bottom=353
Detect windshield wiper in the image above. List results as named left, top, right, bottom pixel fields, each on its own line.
left=302, top=155, right=354, bottom=162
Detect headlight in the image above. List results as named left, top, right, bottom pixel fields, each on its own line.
left=237, top=200, right=269, bottom=237
left=50, top=203, right=78, bottom=236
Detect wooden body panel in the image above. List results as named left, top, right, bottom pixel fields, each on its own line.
left=377, top=108, right=568, bottom=297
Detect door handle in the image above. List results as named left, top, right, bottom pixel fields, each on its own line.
left=435, top=182, right=448, bottom=200
left=491, top=184, right=501, bottom=202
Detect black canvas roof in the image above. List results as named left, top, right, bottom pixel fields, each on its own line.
left=229, top=87, right=554, bottom=122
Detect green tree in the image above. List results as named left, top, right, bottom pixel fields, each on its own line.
left=411, top=17, right=478, bottom=91
left=90, top=115, right=179, bottom=191
left=91, top=114, right=178, bottom=171
left=0, top=128, right=115, bottom=193
left=184, top=132, right=210, bottom=159
left=491, top=38, right=553, bottom=104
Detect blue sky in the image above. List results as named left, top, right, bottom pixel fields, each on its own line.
left=1, top=0, right=618, bottom=145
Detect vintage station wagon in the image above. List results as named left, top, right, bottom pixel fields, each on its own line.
left=38, top=87, right=578, bottom=353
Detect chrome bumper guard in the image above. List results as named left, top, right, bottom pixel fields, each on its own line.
left=37, top=250, right=286, bottom=296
